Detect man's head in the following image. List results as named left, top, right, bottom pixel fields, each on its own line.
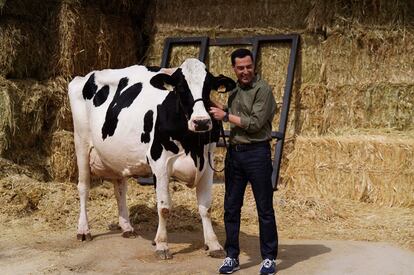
left=231, top=48, right=255, bottom=86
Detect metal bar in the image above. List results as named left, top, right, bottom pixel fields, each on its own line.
left=160, top=38, right=172, bottom=67
left=251, top=38, right=259, bottom=64
left=198, top=37, right=209, bottom=62
left=161, top=37, right=209, bottom=67
left=271, top=34, right=300, bottom=190
left=209, top=37, right=256, bottom=46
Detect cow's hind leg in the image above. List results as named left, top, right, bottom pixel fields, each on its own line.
left=196, top=166, right=225, bottom=258
left=113, top=178, right=136, bottom=238
left=153, top=172, right=173, bottom=259
left=75, top=136, right=92, bottom=242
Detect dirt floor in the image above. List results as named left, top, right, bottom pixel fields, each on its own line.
left=0, top=175, right=413, bottom=274
left=1, top=222, right=414, bottom=275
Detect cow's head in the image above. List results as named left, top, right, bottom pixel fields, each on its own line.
left=150, top=58, right=235, bottom=133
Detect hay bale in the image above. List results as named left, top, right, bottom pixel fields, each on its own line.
left=0, top=77, right=15, bottom=155
left=48, top=130, right=76, bottom=182
left=296, top=83, right=414, bottom=135
left=154, top=0, right=312, bottom=29
left=0, top=77, right=72, bottom=179
left=284, top=132, right=414, bottom=207
left=0, top=18, right=53, bottom=79
left=313, top=29, right=414, bottom=86
left=154, top=1, right=412, bottom=31
left=305, top=0, right=413, bottom=32
left=0, top=0, right=149, bottom=79
left=54, top=1, right=145, bottom=78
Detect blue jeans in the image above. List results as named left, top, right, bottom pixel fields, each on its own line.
left=224, top=142, right=278, bottom=260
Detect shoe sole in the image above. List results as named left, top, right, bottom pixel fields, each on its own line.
left=220, top=266, right=240, bottom=274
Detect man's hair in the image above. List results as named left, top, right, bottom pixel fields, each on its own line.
left=231, top=48, right=254, bottom=66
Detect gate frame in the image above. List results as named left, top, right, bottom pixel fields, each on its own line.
left=140, top=34, right=300, bottom=190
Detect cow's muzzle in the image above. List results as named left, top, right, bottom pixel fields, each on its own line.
left=192, top=118, right=212, bottom=132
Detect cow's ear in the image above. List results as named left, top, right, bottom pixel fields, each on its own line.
left=212, top=74, right=236, bottom=93
left=150, top=73, right=176, bottom=92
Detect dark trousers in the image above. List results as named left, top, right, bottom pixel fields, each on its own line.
left=224, top=142, right=278, bottom=260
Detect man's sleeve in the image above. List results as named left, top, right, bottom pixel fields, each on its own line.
left=239, top=85, right=276, bottom=133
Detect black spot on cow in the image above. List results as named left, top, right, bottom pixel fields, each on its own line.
left=149, top=68, right=184, bottom=91
left=102, top=78, right=143, bottom=140
left=141, top=110, right=154, bottom=143
left=82, top=73, right=97, bottom=100
left=150, top=103, right=180, bottom=160
left=93, top=85, right=110, bottom=107
left=147, top=66, right=161, bottom=72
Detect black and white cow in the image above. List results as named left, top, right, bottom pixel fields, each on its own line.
left=68, top=58, right=235, bottom=259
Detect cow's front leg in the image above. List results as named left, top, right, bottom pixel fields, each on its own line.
left=154, top=173, right=172, bottom=259
left=196, top=166, right=225, bottom=258
left=113, top=179, right=136, bottom=238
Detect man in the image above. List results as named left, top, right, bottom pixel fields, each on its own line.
left=209, top=48, right=278, bottom=275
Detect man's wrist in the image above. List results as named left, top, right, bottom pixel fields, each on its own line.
left=223, top=112, right=229, bottom=122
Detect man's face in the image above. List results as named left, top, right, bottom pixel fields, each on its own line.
left=233, top=55, right=255, bottom=86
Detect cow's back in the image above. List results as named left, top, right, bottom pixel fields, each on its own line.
left=69, top=65, right=168, bottom=178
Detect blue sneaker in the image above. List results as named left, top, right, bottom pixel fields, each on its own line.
left=218, top=257, right=240, bottom=274
left=259, top=259, right=276, bottom=275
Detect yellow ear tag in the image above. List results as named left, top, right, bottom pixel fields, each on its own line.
left=164, top=83, right=174, bottom=91
left=217, top=85, right=226, bottom=93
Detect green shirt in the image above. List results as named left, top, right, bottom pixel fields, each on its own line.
left=228, top=75, right=276, bottom=145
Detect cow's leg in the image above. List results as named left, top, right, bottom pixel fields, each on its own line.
left=75, top=135, right=92, bottom=242
left=196, top=165, right=224, bottom=258
left=113, top=178, right=136, bottom=238
left=153, top=172, right=173, bottom=259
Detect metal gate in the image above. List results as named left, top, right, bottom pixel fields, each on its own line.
left=139, top=34, right=300, bottom=190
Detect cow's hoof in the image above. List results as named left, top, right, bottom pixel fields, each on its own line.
left=155, top=249, right=173, bottom=260
left=108, top=223, right=121, bottom=231
left=77, top=233, right=92, bottom=242
left=208, top=249, right=226, bottom=258
left=151, top=240, right=156, bottom=246
left=122, top=231, right=137, bottom=239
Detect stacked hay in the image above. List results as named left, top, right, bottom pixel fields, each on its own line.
left=155, top=0, right=413, bottom=30
left=284, top=133, right=414, bottom=207
left=297, top=83, right=414, bottom=135
left=0, top=76, right=73, bottom=180
left=155, top=0, right=310, bottom=29
left=53, top=0, right=147, bottom=78
left=0, top=0, right=149, bottom=79
left=49, top=130, right=77, bottom=182
left=301, top=28, right=414, bottom=85
left=0, top=1, right=59, bottom=79
left=0, top=77, right=15, bottom=155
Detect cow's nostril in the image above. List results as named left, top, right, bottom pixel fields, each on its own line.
left=194, top=119, right=211, bottom=131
